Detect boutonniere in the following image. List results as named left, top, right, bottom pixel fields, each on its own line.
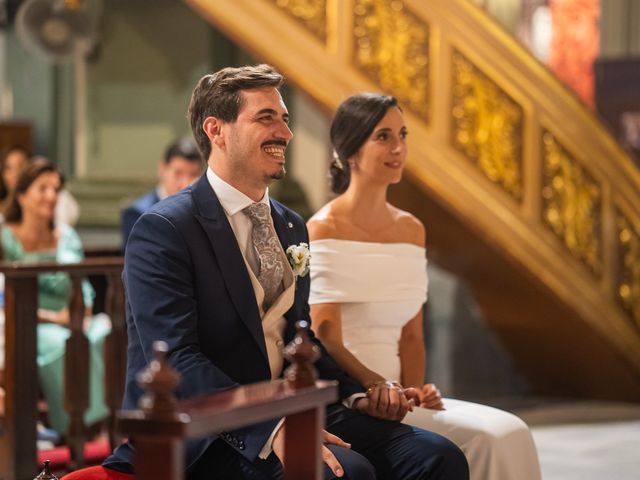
left=286, top=242, right=311, bottom=277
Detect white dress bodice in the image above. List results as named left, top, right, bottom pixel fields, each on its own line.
left=309, top=239, right=428, bottom=380
left=308, top=238, right=541, bottom=480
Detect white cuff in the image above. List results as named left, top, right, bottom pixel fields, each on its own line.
left=258, top=417, right=285, bottom=460
left=343, top=392, right=367, bottom=409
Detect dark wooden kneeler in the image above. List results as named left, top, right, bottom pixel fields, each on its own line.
left=117, top=321, right=337, bottom=480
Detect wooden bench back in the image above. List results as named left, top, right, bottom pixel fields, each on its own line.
left=0, top=258, right=126, bottom=480
left=118, top=336, right=337, bottom=480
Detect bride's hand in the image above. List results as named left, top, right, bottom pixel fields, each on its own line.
left=420, top=383, right=445, bottom=410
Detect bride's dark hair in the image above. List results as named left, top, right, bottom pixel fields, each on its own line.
left=329, top=93, right=399, bottom=194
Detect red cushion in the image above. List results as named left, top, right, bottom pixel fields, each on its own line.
left=38, top=438, right=114, bottom=472
left=62, top=466, right=134, bottom=480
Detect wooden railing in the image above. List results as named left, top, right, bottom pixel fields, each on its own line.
left=118, top=332, right=337, bottom=480
left=0, top=258, right=126, bottom=480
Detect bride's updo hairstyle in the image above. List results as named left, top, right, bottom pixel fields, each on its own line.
left=329, top=92, right=399, bottom=194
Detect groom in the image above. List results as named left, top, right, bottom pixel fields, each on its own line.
left=103, top=64, right=468, bottom=479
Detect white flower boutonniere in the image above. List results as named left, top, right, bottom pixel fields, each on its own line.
left=286, top=242, right=311, bottom=277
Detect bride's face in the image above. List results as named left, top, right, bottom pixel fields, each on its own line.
left=351, top=106, right=408, bottom=187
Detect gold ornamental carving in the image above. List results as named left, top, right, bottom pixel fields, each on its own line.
left=616, top=211, right=640, bottom=330
left=353, top=0, right=430, bottom=120
left=451, top=51, right=524, bottom=200
left=541, top=131, right=601, bottom=274
left=273, top=0, right=327, bottom=41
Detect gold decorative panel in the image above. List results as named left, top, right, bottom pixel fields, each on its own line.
left=353, top=0, right=429, bottom=120
left=273, top=0, right=327, bottom=41
left=451, top=51, right=524, bottom=200
left=617, top=210, right=640, bottom=330
left=541, top=131, right=601, bottom=274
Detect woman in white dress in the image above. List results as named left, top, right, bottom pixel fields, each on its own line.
left=307, top=93, right=541, bottom=480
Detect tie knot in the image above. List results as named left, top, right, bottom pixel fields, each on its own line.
left=242, top=202, right=270, bottom=226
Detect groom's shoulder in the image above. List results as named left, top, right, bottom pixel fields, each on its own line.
left=144, top=188, right=196, bottom=226
left=271, top=197, right=305, bottom=226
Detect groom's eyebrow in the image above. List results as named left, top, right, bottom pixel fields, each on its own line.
left=255, top=108, right=290, bottom=122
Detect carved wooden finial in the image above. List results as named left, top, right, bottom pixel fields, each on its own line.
left=283, top=320, right=320, bottom=389
left=33, top=460, right=58, bottom=480
left=137, top=341, right=180, bottom=418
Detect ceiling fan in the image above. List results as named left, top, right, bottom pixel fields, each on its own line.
left=15, top=0, right=101, bottom=62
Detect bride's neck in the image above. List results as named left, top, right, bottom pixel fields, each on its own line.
left=341, top=181, right=389, bottom=215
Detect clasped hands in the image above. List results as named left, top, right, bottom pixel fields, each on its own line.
left=353, top=380, right=445, bottom=421
left=272, top=381, right=444, bottom=478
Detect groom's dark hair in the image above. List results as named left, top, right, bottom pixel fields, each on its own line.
left=188, top=64, right=284, bottom=160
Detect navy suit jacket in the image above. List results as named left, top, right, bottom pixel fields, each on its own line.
left=121, top=189, right=160, bottom=248
left=104, top=174, right=364, bottom=472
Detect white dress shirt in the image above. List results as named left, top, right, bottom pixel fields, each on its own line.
left=206, top=168, right=267, bottom=277
left=207, top=167, right=290, bottom=458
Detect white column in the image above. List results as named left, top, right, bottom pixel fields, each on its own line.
left=0, top=27, right=13, bottom=118
left=74, top=52, right=88, bottom=178
left=290, top=93, right=332, bottom=212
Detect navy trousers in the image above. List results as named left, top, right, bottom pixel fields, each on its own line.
left=187, top=404, right=469, bottom=480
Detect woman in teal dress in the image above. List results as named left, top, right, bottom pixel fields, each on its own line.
left=1, top=159, right=110, bottom=435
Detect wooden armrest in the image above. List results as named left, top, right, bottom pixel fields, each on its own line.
left=117, top=379, right=337, bottom=480
left=118, top=330, right=334, bottom=480
left=119, top=379, right=337, bottom=437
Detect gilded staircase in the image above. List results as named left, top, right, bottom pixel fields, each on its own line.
left=185, top=0, right=640, bottom=401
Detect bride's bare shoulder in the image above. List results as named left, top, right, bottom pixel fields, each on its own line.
left=307, top=203, right=337, bottom=240
left=389, top=205, right=426, bottom=246
left=307, top=201, right=345, bottom=240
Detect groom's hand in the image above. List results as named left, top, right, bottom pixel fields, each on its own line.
left=354, top=381, right=414, bottom=421
left=273, top=425, right=349, bottom=477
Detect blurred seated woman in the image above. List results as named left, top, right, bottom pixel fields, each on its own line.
left=0, top=159, right=109, bottom=435
left=0, top=145, right=80, bottom=225
left=0, top=145, right=30, bottom=215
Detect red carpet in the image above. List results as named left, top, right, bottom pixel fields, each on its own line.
left=38, top=438, right=112, bottom=471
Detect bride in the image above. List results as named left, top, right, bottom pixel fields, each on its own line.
left=307, top=93, right=541, bottom=480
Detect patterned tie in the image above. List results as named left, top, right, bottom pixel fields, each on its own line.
left=242, top=202, right=285, bottom=310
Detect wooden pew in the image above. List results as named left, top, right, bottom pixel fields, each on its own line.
left=118, top=329, right=337, bottom=480
left=0, top=258, right=126, bottom=480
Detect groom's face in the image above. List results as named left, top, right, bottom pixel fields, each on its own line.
left=223, top=87, right=293, bottom=187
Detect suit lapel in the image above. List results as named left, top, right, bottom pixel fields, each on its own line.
left=192, top=175, right=268, bottom=362
left=270, top=199, right=294, bottom=254
left=270, top=200, right=301, bottom=329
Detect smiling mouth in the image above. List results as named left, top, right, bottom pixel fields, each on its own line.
left=262, top=144, right=287, bottom=158
left=385, top=161, right=403, bottom=168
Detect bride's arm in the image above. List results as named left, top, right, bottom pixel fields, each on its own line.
left=310, top=303, right=385, bottom=389
left=400, top=311, right=445, bottom=410
left=399, top=311, right=426, bottom=389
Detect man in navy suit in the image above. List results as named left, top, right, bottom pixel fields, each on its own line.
left=104, top=64, right=469, bottom=479
left=120, top=138, right=203, bottom=247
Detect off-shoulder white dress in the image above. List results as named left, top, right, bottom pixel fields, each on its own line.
left=309, top=239, right=541, bottom=480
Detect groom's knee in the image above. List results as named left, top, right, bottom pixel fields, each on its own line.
left=325, top=444, right=376, bottom=480
left=419, top=432, right=469, bottom=480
